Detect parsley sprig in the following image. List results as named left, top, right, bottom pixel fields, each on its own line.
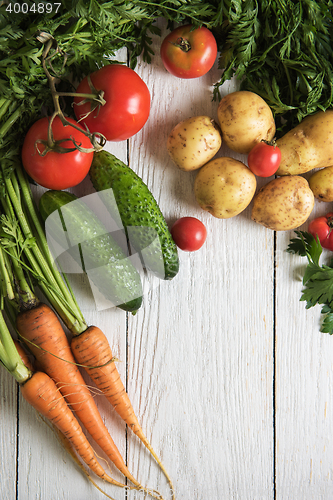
left=287, top=231, right=333, bottom=335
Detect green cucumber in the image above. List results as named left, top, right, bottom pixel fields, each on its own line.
left=39, top=190, right=143, bottom=313
left=89, top=150, right=179, bottom=280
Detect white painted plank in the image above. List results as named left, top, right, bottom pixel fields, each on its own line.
left=275, top=215, right=333, bottom=499
left=126, top=20, right=275, bottom=500
left=0, top=370, right=17, bottom=500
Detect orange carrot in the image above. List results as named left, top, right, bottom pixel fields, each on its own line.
left=20, top=370, right=129, bottom=487
left=12, top=340, right=124, bottom=486
left=16, top=303, right=141, bottom=488
left=14, top=338, right=147, bottom=497
left=71, top=326, right=175, bottom=498
left=13, top=340, right=34, bottom=372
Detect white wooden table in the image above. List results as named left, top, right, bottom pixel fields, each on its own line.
left=2, top=19, right=333, bottom=500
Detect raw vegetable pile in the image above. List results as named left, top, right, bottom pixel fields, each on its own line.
left=1, top=0, right=333, bottom=496
left=1, top=0, right=333, bottom=157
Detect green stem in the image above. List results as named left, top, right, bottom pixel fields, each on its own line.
left=5, top=176, right=57, bottom=285
left=5, top=175, right=60, bottom=287
left=172, top=37, right=191, bottom=52
left=3, top=233, right=80, bottom=331
left=0, top=310, right=31, bottom=384
left=13, top=165, right=86, bottom=331
left=15, top=165, right=59, bottom=265
left=38, top=279, right=82, bottom=332
left=57, top=91, right=105, bottom=103
left=0, top=207, right=83, bottom=332
left=41, top=42, right=105, bottom=152
left=1, top=182, right=87, bottom=334
left=10, top=252, right=37, bottom=308
left=0, top=106, right=22, bottom=139
left=0, top=247, right=15, bottom=301
left=0, top=99, right=12, bottom=123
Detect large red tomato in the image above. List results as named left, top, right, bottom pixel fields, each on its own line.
left=73, top=64, right=150, bottom=141
left=21, top=116, right=94, bottom=190
left=160, top=24, right=217, bottom=79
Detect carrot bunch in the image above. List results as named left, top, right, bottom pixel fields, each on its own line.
left=1, top=321, right=124, bottom=491
left=0, top=160, right=175, bottom=499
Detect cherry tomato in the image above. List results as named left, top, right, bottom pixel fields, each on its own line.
left=21, top=116, right=94, bottom=190
left=308, top=213, right=333, bottom=251
left=247, top=141, right=281, bottom=177
left=160, top=24, right=217, bottom=79
left=73, top=64, right=150, bottom=141
left=171, top=217, right=207, bottom=251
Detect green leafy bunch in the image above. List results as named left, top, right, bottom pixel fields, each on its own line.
left=1, top=0, right=333, bottom=179
left=287, top=231, right=333, bottom=335
left=0, top=0, right=216, bottom=194
left=211, top=0, right=333, bottom=134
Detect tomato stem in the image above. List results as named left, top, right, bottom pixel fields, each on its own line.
left=261, top=138, right=277, bottom=148
left=327, top=214, right=333, bottom=228
left=57, top=91, right=105, bottom=103
left=40, top=36, right=106, bottom=154
left=171, top=37, right=191, bottom=52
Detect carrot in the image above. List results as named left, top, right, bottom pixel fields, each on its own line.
left=54, top=428, right=119, bottom=500
left=0, top=165, right=173, bottom=499
left=12, top=337, right=124, bottom=487
left=11, top=338, right=127, bottom=488
left=20, top=370, right=129, bottom=487
left=13, top=336, right=148, bottom=497
left=16, top=303, right=141, bottom=488
left=71, top=326, right=175, bottom=499
left=13, top=339, right=34, bottom=372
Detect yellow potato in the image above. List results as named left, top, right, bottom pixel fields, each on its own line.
left=217, top=91, right=276, bottom=154
left=276, top=110, right=333, bottom=176
left=251, top=176, right=314, bottom=231
left=167, top=116, right=222, bottom=171
left=309, top=166, right=333, bottom=202
left=194, top=156, right=256, bottom=219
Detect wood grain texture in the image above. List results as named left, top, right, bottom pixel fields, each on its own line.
left=275, top=226, right=333, bottom=499
left=1, top=17, right=333, bottom=500
left=1, top=371, right=17, bottom=500
left=125, top=20, right=275, bottom=500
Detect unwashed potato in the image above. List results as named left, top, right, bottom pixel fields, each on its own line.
left=276, top=110, right=333, bottom=176
left=194, top=156, right=256, bottom=218
left=251, top=176, right=314, bottom=231
left=167, top=116, right=222, bottom=171
left=309, top=166, right=333, bottom=202
left=217, top=91, right=276, bottom=154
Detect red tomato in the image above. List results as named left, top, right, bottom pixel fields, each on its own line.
left=160, top=24, right=217, bottom=79
left=171, top=217, right=207, bottom=251
left=73, top=64, right=150, bottom=141
left=247, top=141, right=281, bottom=177
left=308, top=213, right=333, bottom=251
left=21, top=116, right=93, bottom=190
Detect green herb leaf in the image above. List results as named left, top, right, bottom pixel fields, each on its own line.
left=287, top=231, right=333, bottom=334
left=287, top=230, right=322, bottom=265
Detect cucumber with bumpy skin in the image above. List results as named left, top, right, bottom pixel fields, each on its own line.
left=89, top=150, right=179, bottom=280
left=39, top=190, right=143, bottom=313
